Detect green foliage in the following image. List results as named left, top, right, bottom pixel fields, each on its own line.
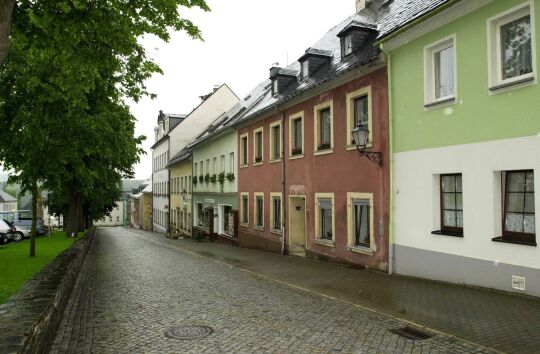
left=198, top=175, right=204, bottom=183
left=226, top=173, right=235, bottom=182
left=218, top=172, right=225, bottom=187
left=210, top=174, right=217, bottom=184
left=192, top=176, right=198, bottom=185
left=204, top=173, right=210, bottom=183
left=0, top=0, right=209, bottom=240
left=0, top=230, right=76, bottom=304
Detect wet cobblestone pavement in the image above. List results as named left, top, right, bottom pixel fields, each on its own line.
left=50, top=227, right=497, bottom=353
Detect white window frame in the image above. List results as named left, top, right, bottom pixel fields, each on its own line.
left=289, top=111, right=305, bottom=159
left=313, top=100, right=334, bottom=155
left=314, top=193, right=335, bottom=247
left=229, top=152, right=235, bottom=174
left=253, top=127, right=264, bottom=165
left=487, top=1, right=537, bottom=91
left=344, top=34, right=353, bottom=56
left=240, top=133, right=249, bottom=167
left=254, top=192, right=264, bottom=229
left=301, top=60, right=309, bottom=80
left=273, top=79, right=279, bottom=96
left=240, top=192, right=249, bottom=226
left=270, top=192, right=283, bottom=233
left=269, top=120, right=282, bottom=162
left=347, top=192, right=375, bottom=255
left=424, top=34, right=457, bottom=106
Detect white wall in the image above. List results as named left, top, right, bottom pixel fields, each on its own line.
left=94, top=201, right=124, bottom=227
left=394, top=135, right=540, bottom=270
left=0, top=201, right=17, bottom=212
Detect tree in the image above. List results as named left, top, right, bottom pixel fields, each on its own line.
left=0, top=0, right=209, bottom=256
left=0, top=0, right=15, bottom=66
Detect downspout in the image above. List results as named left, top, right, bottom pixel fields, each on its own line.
left=280, top=110, right=287, bottom=255
left=380, top=43, right=394, bottom=275
left=167, top=138, right=171, bottom=236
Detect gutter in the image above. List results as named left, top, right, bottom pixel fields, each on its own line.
left=380, top=43, right=394, bottom=275
left=280, top=110, right=287, bottom=255
left=375, top=0, right=463, bottom=46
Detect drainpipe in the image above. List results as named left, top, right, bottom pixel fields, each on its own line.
left=280, top=110, right=287, bottom=255
left=380, top=43, right=394, bottom=275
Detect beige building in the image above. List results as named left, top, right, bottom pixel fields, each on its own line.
left=168, top=148, right=192, bottom=237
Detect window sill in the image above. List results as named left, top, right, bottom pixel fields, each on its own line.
left=270, top=229, right=282, bottom=235
left=314, top=149, right=334, bottom=156
left=491, top=236, right=537, bottom=247
left=347, top=246, right=374, bottom=256
left=254, top=226, right=264, bottom=231
left=253, top=162, right=263, bottom=167
left=489, top=75, right=535, bottom=92
left=240, top=223, right=249, bottom=228
left=424, top=97, right=455, bottom=108
left=314, top=239, right=335, bottom=248
left=289, top=154, right=304, bottom=160
left=431, top=230, right=463, bottom=238
left=240, top=164, right=249, bottom=169
left=269, top=158, right=282, bottom=164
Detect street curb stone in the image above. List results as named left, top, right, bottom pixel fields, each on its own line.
left=0, top=229, right=95, bottom=354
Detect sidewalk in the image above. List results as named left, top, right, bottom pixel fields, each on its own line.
left=129, top=228, right=540, bottom=353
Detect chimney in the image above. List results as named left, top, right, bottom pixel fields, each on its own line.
left=269, top=66, right=282, bottom=78
left=356, top=0, right=366, bottom=12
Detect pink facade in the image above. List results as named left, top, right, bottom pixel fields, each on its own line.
left=237, top=67, right=390, bottom=270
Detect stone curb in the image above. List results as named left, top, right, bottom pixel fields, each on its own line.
left=0, top=229, right=96, bottom=354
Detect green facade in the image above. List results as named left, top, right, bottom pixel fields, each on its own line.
left=387, top=0, right=540, bottom=153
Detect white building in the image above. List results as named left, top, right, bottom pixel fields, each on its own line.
left=0, top=190, right=17, bottom=212
left=94, top=201, right=125, bottom=227
left=151, top=84, right=239, bottom=233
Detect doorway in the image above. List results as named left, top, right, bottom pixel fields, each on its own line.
left=288, top=196, right=306, bottom=256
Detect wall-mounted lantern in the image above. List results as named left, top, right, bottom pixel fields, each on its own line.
left=352, top=125, right=383, bottom=166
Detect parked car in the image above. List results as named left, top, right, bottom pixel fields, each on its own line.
left=0, top=232, right=9, bottom=246
left=4, top=219, right=30, bottom=241
left=0, top=210, right=46, bottom=235
left=0, top=219, right=18, bottom=242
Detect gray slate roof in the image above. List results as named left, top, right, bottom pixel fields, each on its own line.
left=231, top=9, right=381, bottom=126
left=0, top=190, right=16, bottom=203
left=377, top=0, right=452, bottom=39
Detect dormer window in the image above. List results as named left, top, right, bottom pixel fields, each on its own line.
left=301, top=60, right=309, bottom=80
left=344, top=35, right=353, bottom=56
left=272, top=79, right=279, bottom=96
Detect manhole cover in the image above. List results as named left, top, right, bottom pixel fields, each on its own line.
left=389, top=326, right=432, bottom=340
left=165, top=325, right=213, bottom=340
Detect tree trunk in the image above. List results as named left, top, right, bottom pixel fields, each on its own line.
left=0, top=0, right=15, bottom=67
left=66, top=189, right=79, bottom=237
left=77, top=198, right=84, bottom=232
left=30, top=181, right=37, bottom=258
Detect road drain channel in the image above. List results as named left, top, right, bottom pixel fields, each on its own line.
left=389, top=326, right=432, bottom=340
left=165, top=325, right=214, bottom=340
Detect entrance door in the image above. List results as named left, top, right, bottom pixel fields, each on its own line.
left=288, top=196, right=306, bottom=256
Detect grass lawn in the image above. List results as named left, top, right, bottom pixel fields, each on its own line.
left=0, top=230, right=78, bottom=304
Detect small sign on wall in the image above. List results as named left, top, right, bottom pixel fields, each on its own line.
left=512, top=275, right=526, bottom=291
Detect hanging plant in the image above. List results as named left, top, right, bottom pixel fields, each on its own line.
left=218, top=172, right=225, bottom=187
left=226, top=173, right=235, bottom=182
left=192, top=176, right=198, bottom=185
left=199, top=175, right=204, bottom=183
left=210, top=174, right=217, bottom=183
left=204, top=173, right=210, bottom=183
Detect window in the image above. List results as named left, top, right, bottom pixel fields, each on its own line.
left=194, top=162, right=198, bottom=178
left=440, top=174, right=463, bottom=235
left=272, top=79, right=279, bottom=96
left=488, top=3, right=535, bottom=90
left=229, top=152, right=234, bottom=174
left=240, top=134, right=249, bottom=166
left=289, top=112, right=304, bottom=157
left=221, top=155, right=226, bottom=173
left=213, top=157, right=217, bottom=175
left=219, top=205, right=235, bottom=236
left=270, top=121, right=282, bottom=161
left=314, top=101, right=333, bottom=153
left=241, top=193, right=249, bottom=225
left=206, top=159, right=210, bottom=174
left=347, top=193, right=374, bottom=252
left=343, top=34, right=353, bottom=56
left=196, top=203, right=205, bottom=228
left=254, top=128, right=263, bottom=164
left=270, top=193, right=282, bottom=231
left=346, top=86, right=372, bottom=147
left=315, top=193, right=334, bottom=241
left=301, top=60, right=309, bottom=80
left=254, top=193, right=264, bottom=228
left=503, top=170, right=535, bottom=243
left=200, top=161, right=204, bottom=177
left=425, top=35, right=456, bottom=105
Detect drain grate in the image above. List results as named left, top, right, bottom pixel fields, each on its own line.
left=389, top=326, right=432, bottom=340
left=165, top=325, right=213, bottom=340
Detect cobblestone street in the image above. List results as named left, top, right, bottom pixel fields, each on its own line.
left=50, top=228, right=496, bottom=353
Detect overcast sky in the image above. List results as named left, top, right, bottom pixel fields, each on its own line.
left=131, top=0, right=354, bottom=180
